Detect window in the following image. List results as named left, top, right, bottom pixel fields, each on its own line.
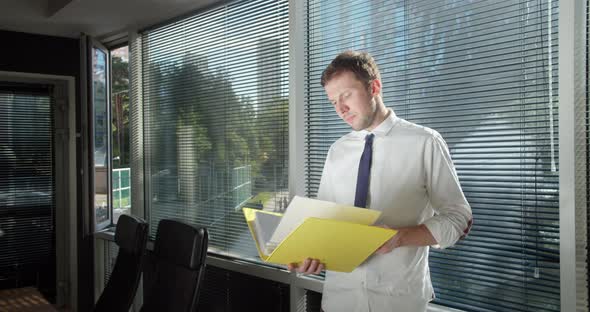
left=584, top=0, right=590, bottom=308
left=91, top=43, right=111, bottom=230
left=305, top=0, right=559, bottom=310
left=90, top=42, right=132, bottom=229
left=111, top=45, right=131, bottom=223
left=141, top=0, right=289, bottom=260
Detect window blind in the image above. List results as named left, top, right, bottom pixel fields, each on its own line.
left=103, top=240, right=118, bottom=284
left=0, top=83, right=56, bottom=289
left=141, top=0, right=289, bottom=260
left=586, top=0, right=590, bottom=307
left=305, top=0, right=559, bottom=311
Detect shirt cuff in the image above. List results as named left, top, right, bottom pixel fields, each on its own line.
left=423, top=216, right=472, bottom=249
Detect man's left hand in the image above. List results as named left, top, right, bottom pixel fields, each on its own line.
left=374, top=224, right=438, bottom=255
left=375, top=225, right=402, bottom=254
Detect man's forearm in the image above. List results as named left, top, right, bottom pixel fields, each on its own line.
left=396, top=224, right=437, bottom=247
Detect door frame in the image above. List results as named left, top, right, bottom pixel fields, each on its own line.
left=0, top=71, right=78, bottom=310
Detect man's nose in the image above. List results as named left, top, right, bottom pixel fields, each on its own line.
left=336, top=101, right=348, bottom=114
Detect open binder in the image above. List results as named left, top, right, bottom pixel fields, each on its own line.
left=243, top=196, right=397, bottom=273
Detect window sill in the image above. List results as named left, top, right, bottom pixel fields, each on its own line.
left=94, top=233, right=464, bottom=312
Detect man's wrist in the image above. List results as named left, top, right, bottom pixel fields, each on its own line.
left=394, top=228, right=407, bottom=248
left=396, top=225, right=436, bottom=248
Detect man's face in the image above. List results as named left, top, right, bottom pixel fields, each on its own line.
left=324, top=71, right=379, bottom=131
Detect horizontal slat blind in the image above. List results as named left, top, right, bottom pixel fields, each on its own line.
left=102, top=240, right=119, bottom=287
left=586, top=0, right=590, bottom=308
left=305, top=0, right=559, bottom=311
left=0, top=84, right=55, bottom=285
left=130, top=34, right=146, bottom=228
left=142, top=0, right=289, bottom=260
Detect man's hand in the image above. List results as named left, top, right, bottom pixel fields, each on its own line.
left=288, top=258, right=324, bottom=275
left=375, top=224, right=402, bottom=254
left=374, top=224, right=437, bottom=255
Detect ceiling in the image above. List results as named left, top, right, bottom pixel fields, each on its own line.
left=0, top=0, right=222, bottom=40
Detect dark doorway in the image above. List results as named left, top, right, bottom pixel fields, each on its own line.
left=0, top=82, right=57, bottom=302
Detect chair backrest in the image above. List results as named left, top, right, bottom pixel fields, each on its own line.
left=94, top=214, right=148, bottom=312
left=140, top=219, right=209, bottom=312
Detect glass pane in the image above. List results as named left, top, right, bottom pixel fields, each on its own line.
left=110, top=46, right=131, bottom=224
left=142, top=0, right=289, bottom=262
left=305, top=0, right=559, bottom=310
left=0, top=86, right=56, bottom=294
left=93, top=47, right=109, bottom=227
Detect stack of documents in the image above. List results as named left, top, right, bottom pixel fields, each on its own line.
left=243, top=196, right=397, bottom=272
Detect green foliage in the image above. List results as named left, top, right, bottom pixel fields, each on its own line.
left=111, top=55, right=131, bottom=168
left=145, top=53, right=288, bottom=200
left=111, top=50, right=289, bottom=198
left=111, top=56, right=129, bottom=94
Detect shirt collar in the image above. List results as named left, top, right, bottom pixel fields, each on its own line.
left=353, top=109, right=398, bottom=138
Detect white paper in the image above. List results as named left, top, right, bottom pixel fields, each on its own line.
left=253, top=211, right=282, bottom=255
left=268, top=196, right=380, bottom=246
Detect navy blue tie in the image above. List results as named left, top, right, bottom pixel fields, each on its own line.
left=354, top=133, right=374, bottom=208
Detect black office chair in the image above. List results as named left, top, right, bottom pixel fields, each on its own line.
left=140, top=219, right=209, bottom=312
left=94, top=214, right=148, bottom=312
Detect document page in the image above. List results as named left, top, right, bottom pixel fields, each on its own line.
left=268, top=196, right=381, bottom=247
left=252, top=210, right=282, bottom=255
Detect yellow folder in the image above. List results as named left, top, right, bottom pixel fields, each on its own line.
left=243, top=207, right=397, bottom=273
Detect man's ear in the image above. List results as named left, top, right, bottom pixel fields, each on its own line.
left=370, top=79, right=382, bottom=97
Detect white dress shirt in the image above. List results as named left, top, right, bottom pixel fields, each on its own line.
left=317, top=109, right=472, bottom=312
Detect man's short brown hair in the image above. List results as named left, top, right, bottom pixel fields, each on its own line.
left=320, top=50, right=381, bottom=89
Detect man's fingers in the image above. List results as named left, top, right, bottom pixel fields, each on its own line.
left=375, top=243, right=391, bottom=255
left=314, top=263, right=325, bottom=275
left=298, top=258, right=311, bottom=273
left=291, top=258, right=325, bottom=275
left=307, top=259, right=319, bottom=274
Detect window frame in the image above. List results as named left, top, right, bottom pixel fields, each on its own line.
left=88, top=38, right=113, bottom=232
left=557, top=0, right=588, bottom=311
left=89, top=38, right=134, bottom=231
left=109, top=43, right=132, bottom=225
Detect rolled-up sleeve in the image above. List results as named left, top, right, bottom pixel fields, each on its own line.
left=422, top=133, right=473, bottom=249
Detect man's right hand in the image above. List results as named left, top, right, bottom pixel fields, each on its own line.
left=288, top=258, right=324, bottom=275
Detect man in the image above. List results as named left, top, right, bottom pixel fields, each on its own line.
left=288, top=51, right=473, bottom=312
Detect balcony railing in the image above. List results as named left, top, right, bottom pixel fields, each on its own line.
left=112, top=168, right=131, bottom=223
